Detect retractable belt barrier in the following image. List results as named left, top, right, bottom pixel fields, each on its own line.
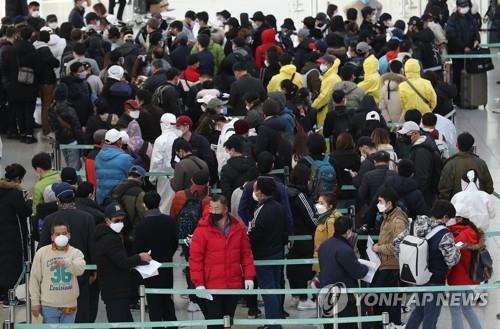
left=442, top=53, right=500, bottom=59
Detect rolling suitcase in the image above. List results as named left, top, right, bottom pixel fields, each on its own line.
left=460, top=70, right=488, bottom=109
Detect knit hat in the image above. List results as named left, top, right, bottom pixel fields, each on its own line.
left=107, top=65, right=124, bottom=81
left=54, top=83, right=68, bottom=101
left=234, top=120, right=250, bottom=135
left=61, top=167, right=79, bottom=185
left=52, top=182, right=75, bottom=202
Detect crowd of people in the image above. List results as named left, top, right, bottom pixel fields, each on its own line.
left=0, top=0, right=498, bottom=328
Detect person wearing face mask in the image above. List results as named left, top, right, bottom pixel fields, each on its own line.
left=0, top=164, right=31, bottom=308
left=318, top=215, right=369, bottom=329
left=30, top=221, right=86, bottom=324
left=195, top=96, right=227, bottom=143
left=39, top=182, right=96, bottom=323
left=100, top=65, right=133, bottom=116
left=229, top=61, right=267, bottom=116
left=31, top=153, right=61, bottom=214
left=171, top=138, right=209, bottom=192
left=95, top=202, right=152, bottom=326
left=352, top=136, right=377, bottom=188
left=250, top=11, right=270, bottom=55
left=69, top=0, right=87, bottom=29
left=394, top=200, right=460, bottom=329
left=370, top=188, right=409, bottom=329
left=117, top=100, right=154, bottom=144
left=189, top=195, right=255, bottom=328
left=312, top=55, right=341, bottom=125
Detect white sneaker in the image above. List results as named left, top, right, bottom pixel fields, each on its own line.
left=297, top=299, right=316, bottom=310
left=187, top=301, right=200, bottom=312
left=388, top=323, right=406, bottom=329
left=180, top=294, right=189, bottom=299
left=289, top=296, right=300, bottom=307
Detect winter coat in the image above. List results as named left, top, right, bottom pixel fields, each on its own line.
left=171, top=154, right=209, bottom=192
left=134, top=210, right=178, bottom=288
left=60, top=76, right=93, bottom=126
left=382, top=175, right=430, bottom=219
left=32, top=171, right=61, bottom=215
left=0, top=180, right=31, bottom=286
left=100, top=78, right=133, bottom=116
left=254, top=116, right=290, bottom=168
left=190, top=213, right=256, bottom=289
left=379, top=72, right=406, bottom=123
left=117, top=41, right=142, bottom=74
left=75, top=197, right=105, bottom=225
left=33, top=42, right=59, bottom=85
left=300, top=62, right=321, bottom=100
left=330, top=81, right=365, bottom=110
left=312, top=209, right=343, bottom=272
left=110, top=179, right=146, bottom=242
left=170, top=44, right=191, bottom=71
left=47, top=34, right=66, bottom=62
left=95, top=224, right=141, bottom=301
left=68, top=7, right=85, bottom=29
left=169, top=185, right=210, bottom=219
left=357, top=55, right=381, bottom=104
left=409, top=136, right=441, bottom=205
left=48, top=100, right=82, bottom=144
left=229, top=74, right=267, bottom=117
left=85, top=146, right=101, bottom=188
left=293, top=39, right=314, bottom=72
left=84, top=113, right=119, bottom=144
left=451, top=180, right=495, bottom=232
left=331, top=149, right=360, bottom=188
left=267, top=64, right=304, bottom=92
left=358, top=164, right=397, bottom=206
left=323, top=106, right=355, bottom=139
left=5, top=0, right=28, bottom=17
left=94, top=145, right=134, bottom=204
left=191, top=40, right=225, bottom=75
left=349, top=96, right=387, bottom=141
left=319, top=236, right=368, bottom=288
left=220, top=155, right=257, bottom=203
left=434, top=81, right=457, bottom=117
left=255, top=29, right=283, bottom=69
left=312, top=58, right=342, bottom=125
left=439, top=151, right=494, bottom=200
left=245, top=103, right=265, bottom=129
left=377, top=207, right=409, bottom=270
left=410, top=28, right=437, bottom=69
left=143, top=70, right=167, bottom=94
left=376, top=144, right=398, bottom=171
left=446, top=12, right=480, bottom=54
left=447, top=224, right=480, bottom=285
left=399, top=59, right=437, bottom=114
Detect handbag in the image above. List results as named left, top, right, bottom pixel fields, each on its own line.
left=465, top=48, right=495, bottom=74
left=17, top=57, right=35, bottom=85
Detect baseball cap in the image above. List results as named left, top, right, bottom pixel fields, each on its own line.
left=207, top=98, right=227, bottom=110
left=124, top=99, right=140, bottom=110
left=197, top=94, right=216, bottom=105
left=129, top=165, right=146, bottom=177
left=317, top=54, right=335, bottom=65
left=176, top=115, right=193, bottom=127
left=397, top=121, right=421, bottom=135
left=52, top=182, right=75, bottom=201
left=105, top=129, right=122, bottom=144
left=251, top=11, right=266, bottom=22
left=104, top=202, right=127, bottom=219
left=366, top=111, right=381, bottom=122
left=107, top=65, right=124, bottom=81
left=356, top=42, right=372, bottom=54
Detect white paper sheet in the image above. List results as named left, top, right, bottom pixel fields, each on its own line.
left=134, top=260, right=161, bottom=279
left=366, top=235, right=381, bottom=267
left=358, top=259, right=380, bottom=283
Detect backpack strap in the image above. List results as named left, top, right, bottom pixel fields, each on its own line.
left=425, top=225, right=447, bottom=240
left=291, top=72, right=296, bottom=83
left=303, top=155, right=313, bottom=165
left=189, top=156, right=204, bottom=170
left=406, top=80, right=431, bottom=106
left=138, top=142, right=149, bottom=156
left=105, top=113, right=113, bottom=126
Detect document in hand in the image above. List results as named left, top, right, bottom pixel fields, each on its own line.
left=358, top=259, right=380, bottom=283
left=134, top=260, right=162, bottom=279
left=366, top=235, right=381, bottom=267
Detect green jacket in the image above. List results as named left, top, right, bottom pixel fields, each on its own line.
left=32, top=171, right=61, bottom=214
left=191, top=40, right=225, bottom=75
left=438, top=151, right=494, bottom=200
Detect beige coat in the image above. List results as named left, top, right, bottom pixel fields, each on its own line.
left=377, top=207, right=409, bottom=270
left=379, top=72, right=406, bottom=123
left=312, top=209, right=343, bottom=272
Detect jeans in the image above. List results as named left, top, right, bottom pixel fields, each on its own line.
left=405, top=289, right=443, bottom=329
left=62, top=141, right=82, bottom=170
left=449, top=291, right=483, bottom=329
left=105, top=298, right=133, bottom=329
left=201, top=295, right=239, bottom=329
left=41, top=306, right=77, bottom=324
left=255, top=252, right=284, bottom=329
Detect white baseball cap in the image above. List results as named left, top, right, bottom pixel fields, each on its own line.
left=366, top=111, right=380, bottom=122
left=397, top=121, right=420, bottom=135
left=197, top=94, right=216, bottom=105
left=108, top=65, right=124, bottom=81
left=105, top=129, right=122, bottom=144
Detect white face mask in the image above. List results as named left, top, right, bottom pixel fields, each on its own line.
left=54, top=235, right=69, bottom=247
left=129, top=110, right=140, bottom=119
left=252, top=191, right=259, bottom=202
left=48, top=22, right=58, bottom=30
left=315, top=203, right=327, bottom=215
left=110, top=222, right=124, bottom=233
left=459, top=6, right=470, bottom=14
left=81, top=1, right=88, bottom=8
left=245, top=104, right=252, bottom=111
left=264, top=59, right=270, bottom=67
left=446, top=218, right=457, bottom=227
left=319, top=64, right=329, bottom=73
left=252, top=22, right=258, bottom=30
left=377, top=202, right=387, bottom=213
left=31, top=10, right=40, bottom=18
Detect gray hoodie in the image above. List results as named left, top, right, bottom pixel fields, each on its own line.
left=330, top=81, right=365, bottom=111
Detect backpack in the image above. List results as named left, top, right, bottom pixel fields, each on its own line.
left=152, top=84, right=174, bottom=108
left=301, top=68, right=320, bottom=90
left=59, top=48, right=74, bottom=78
left=399, top=224, right=447, bottom=285
left=304, top=155, right=336, bottom=199
left=469, top=248, right=493, bottom=282
left=177, top=190, right=203, bottom=239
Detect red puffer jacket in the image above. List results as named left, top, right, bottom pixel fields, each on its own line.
left=447, top=224, right=480, bottom=285
left=255, top=29, right=283, bottom=69
left=189, top=212, right=256, bottom=289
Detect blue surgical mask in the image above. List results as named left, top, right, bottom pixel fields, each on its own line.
left=361, top=0, right=370, bottom=4
left=78, top=72, right=87, bottom=80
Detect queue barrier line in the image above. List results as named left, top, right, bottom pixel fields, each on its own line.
left=480, top=43, right=500, bottom=48
left=145, top=281, right=500, bottom=295
left=442, top=53, right=500, bottom=59
left=13, top=315, right=385, bottom=328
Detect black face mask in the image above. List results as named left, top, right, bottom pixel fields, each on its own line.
left=210, top=213, right=223, bottom=225
left=399, top=134, right=412, bottom=145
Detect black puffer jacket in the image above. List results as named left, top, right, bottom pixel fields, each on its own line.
left=35, top=43, right=60, bottom=84
left=446, top=12, right=480, bottom=54
left=410, top=28, right=436, bottom=69
left=48, top=100, right=82, bottom=144
left=410, top=136, right=441, bottom=206
left=382, top=175, right=430, bottom=219
left=254, top=116, right=290, bottom=168
left=220, top=155, right=257, bottom=203
left=434, top=81, right=457, bottom=116
left=358, top=164, right=397, bottom=207
left=60, top=76, right=93, bottom=125
left=75, top=197, right=105, bottom=225
left=349, top=96, right=387, bottom=140
left=95, top=224, right=142, bottom=301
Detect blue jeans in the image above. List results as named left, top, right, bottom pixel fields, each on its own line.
left=62, top=141, right=81, bottom=170
left=255, top=252, right=283, bottom=329
left=405, top=290, right=443, bottom=329
left=41, top=306, right=77, bottom=324
left=449, top=291, right=483, bottom=329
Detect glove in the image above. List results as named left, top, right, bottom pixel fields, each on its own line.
left=184, top=234, right=193, bottom=247
left=244, top=280, right=254, bottom=290
left=195, top=286, right=213, bottom=301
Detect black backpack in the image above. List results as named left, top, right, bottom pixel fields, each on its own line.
left=177, top=190, right=203, bottom=239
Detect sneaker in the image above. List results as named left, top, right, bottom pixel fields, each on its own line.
left=179, top=294, right=189, bottom=299
left=281, top=310, right=290, bottom=318
left=297, top=299, right=316, bottom=310
left=388, top=323, right=406, bottom=329
left=2, top=298, right=25, bottom=308
left=289, top=296, right=300, bottom=307
left=187, top=301, right=200, bottom=312
left=24, top=135, right=37, bottom=144
left=247, top=308, right=262, bottom=319
left=129, top=302, right=140, bottom=310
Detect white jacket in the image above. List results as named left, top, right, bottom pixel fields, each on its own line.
left=451, top=175, right=495, bottom=232
left=48, top=34, right=66, bottom=61
left=150, top=118, right=181, bottom=213
left=216, top=118, right=237, bottom=172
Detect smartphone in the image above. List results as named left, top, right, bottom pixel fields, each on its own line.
left=455, top=241, right=464, bottom=248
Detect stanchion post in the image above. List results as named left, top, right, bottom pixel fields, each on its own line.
left=332, top=285, right=340, bottom=329
left=25, top=261, right=32, bottom=323
left=3, top=319, right=12, bottom=329
left=223, top=315, right=232, bottom=329
left=8, top=289, right=15, bottom=324
left=382, top=312, right=390, bottom=329
left=139, top=285, right=146, bottom=329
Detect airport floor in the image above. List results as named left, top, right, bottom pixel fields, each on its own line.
left=3, top=66, right=500, bottom=329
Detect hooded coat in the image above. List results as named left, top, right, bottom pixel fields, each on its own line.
left=266, top=64, right=304, bottom=92
left=330, top=81, right=365, bottom=110
left=357, top=55, right=381, bottom=104
left=379, top=72, right=407, bottom=123
left=312, top=58, right=341, bottom=125
left=447, top=224, right=481, bottom=285
left=399, top=59, right=437, bottom=114
left=255, top=29, right=283, bottom=69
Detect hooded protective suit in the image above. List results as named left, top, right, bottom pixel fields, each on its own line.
left=451, top=170, right=495, bottom=231
left=267, top=64, right=304, bottom=92
left=149, top=114, right=181, bottom=213
left=312, top=58, right=341, bottom=125
left=357, top=55, right=381, bottom=104
left=399, top=59, right=437, bottom=114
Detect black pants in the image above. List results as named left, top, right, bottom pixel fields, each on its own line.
left=244, top=278, right=258, bottom=309
left=370, top=269, right=402, bottom=328
left=452, top=58, right=465, bottom=105
left=147, top=294, right=177, bottom=329
left=181, top=245, right=196, bottom=302
left=105, top=298, right=134, bottom=329
left=324, top=297, right=359, bottom=329
left=75, top=280, right=90, bottom=323
left=201, top=295, right=239, bottom=329
left=9, top=99, right=35, bottom=136
left=108, top=0, right=126, bottom=20
left=89, top=279, right=100, bottom=322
